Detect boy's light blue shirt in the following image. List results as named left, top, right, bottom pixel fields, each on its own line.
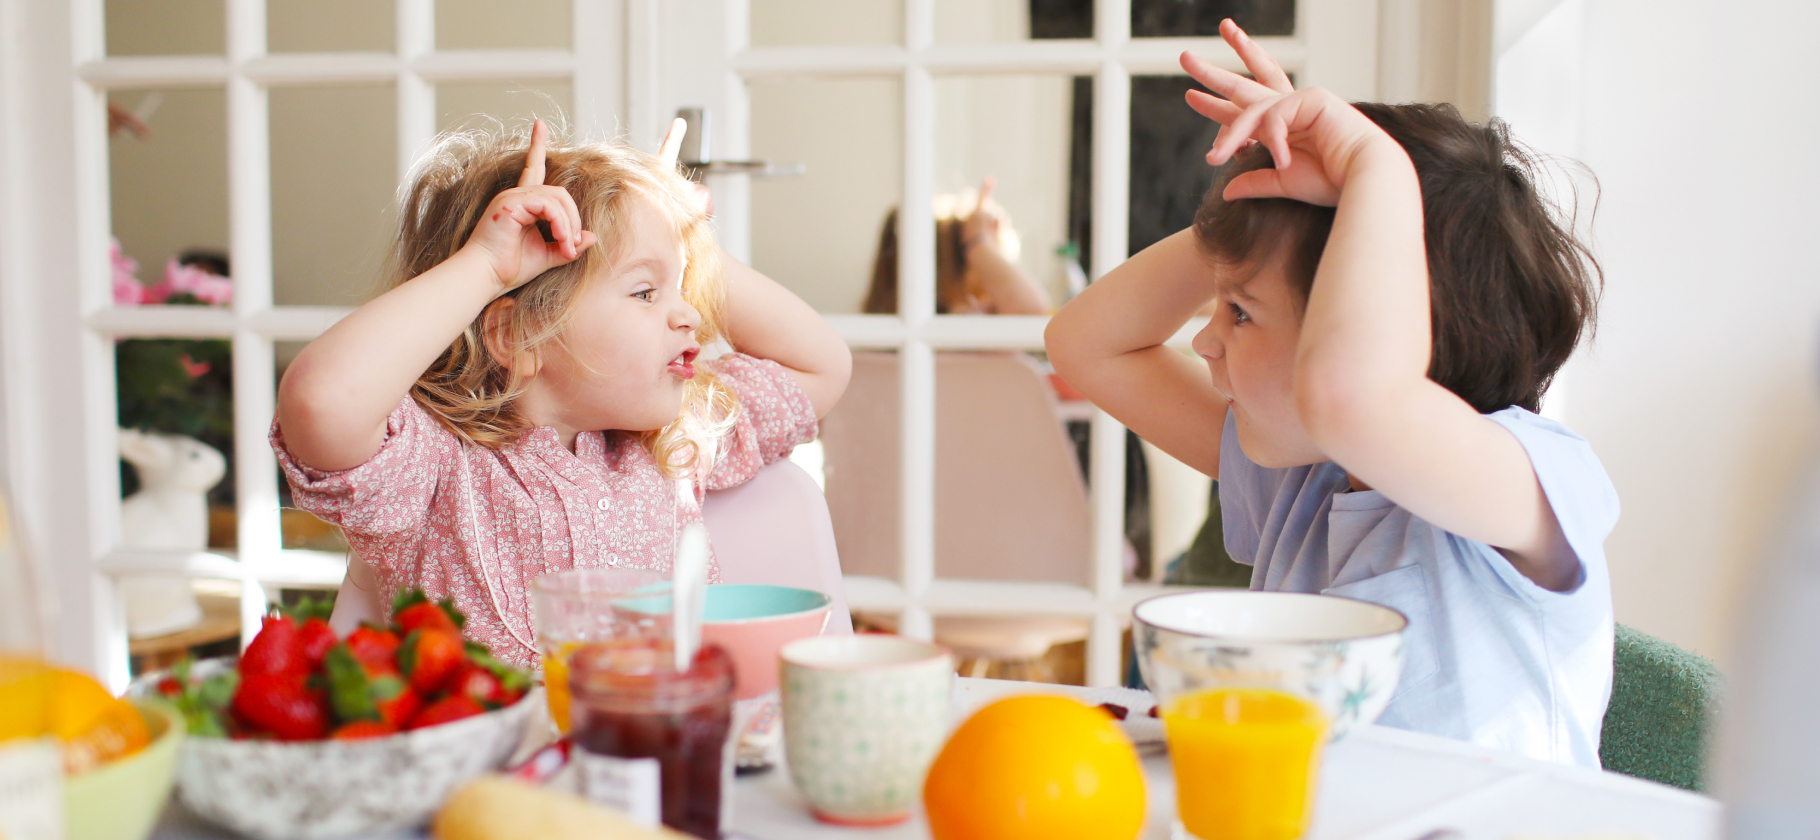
left=1219, top=407, right=1618, bottom=767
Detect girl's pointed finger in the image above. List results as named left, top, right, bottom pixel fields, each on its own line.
left=974, top=176, right=996, bottom=214
left=519, top=119, right=548, bottom=188
left=658, top=117, right=687, bottom=168
left=1221, top=18, right=1293, bottom=94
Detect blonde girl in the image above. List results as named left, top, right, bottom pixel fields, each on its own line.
left=272, top=120, right=851, bottom=666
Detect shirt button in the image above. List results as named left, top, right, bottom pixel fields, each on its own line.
left=597, top=498, right=609, bottom=511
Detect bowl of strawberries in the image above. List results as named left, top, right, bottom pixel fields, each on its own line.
left=137, top=592, right=537, bottom=840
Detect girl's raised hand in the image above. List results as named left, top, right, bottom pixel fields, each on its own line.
left=460, top=119, right=598, bottom=292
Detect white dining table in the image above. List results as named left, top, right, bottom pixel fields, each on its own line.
left=153, top=676, right=1721, bottom=840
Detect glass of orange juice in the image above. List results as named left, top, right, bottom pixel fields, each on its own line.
left=1163, top=687, right=1328, bottom=840
left=531, top=568, right=669, bottom=734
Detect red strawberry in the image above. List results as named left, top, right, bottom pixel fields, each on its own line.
left=232, top=672, right=329, bottom=740
left=399, top=629, right=467, bottom=694
left=408, top=695, right=485, bottom=730
left=298, top=617, right=337, bottom=668
left=240, top=614, right=307, bottom=678
left=155, top=675, right=183, bottom=698
left=330, top=720, right=396, bottom=740
left=445, top=662, right=509, bottom=709
left=346, top=624, right=401, bottom=671
left=391, top=590, right=467, bottom=635
left=395, top=601, right=462, bottom=638
left=374, top=683, right=423, bottom=730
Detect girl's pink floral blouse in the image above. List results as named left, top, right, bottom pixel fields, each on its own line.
left=270, top=353, right=817, bottom=668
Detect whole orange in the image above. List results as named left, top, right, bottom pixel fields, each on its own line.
left=923, top=695, right=1146, bottom=840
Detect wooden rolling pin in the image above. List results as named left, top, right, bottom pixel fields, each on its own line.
left=434, top=776, right=692, bottom=840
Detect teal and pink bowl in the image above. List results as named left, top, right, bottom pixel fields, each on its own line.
left=702, top=584, right=833, bottom=700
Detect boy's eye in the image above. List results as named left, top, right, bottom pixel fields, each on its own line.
left=1229, top=302, right=1250, bottom=325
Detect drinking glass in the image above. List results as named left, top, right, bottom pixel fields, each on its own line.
left=1163, top=687, right=1327, bottom=840
left=530, top=568, right=669, bottom=734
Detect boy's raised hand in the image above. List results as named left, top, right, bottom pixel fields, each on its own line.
left=1178, top=20, right=1395, bottom=208
left=460, top=119, right=598, bottom=293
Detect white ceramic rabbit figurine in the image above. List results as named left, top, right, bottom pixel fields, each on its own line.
left=118, top=428, right=226, bottom=638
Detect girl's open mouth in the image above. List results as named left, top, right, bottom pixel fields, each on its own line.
left=668, top=347, right=700, bottom=379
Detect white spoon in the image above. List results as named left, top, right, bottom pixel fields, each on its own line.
left=672, top=520, right=710, bottom=673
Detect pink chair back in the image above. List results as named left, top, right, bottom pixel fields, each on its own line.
left=329, top=458, right=853, bottom=635
left=818, top=351, right=1093, bottom=586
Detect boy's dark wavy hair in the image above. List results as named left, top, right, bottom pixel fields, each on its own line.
left=1192, top=101, right=1601, bottom=414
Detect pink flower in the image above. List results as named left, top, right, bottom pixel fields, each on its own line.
left=150, top=259, right=233, bottom=306
left=111, top=238, right=145, bottom=306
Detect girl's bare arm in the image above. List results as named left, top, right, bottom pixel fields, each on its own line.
left=717, top=249, right=852, bottom=418
left=277, top=120, right=593, bottom=472
left=1044, top=230, right=1228, bottom=476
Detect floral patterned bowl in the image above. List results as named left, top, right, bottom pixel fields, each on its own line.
left=140, top=660, right=536, bottom=840
left=1133, top=591, right=1407, bottom=740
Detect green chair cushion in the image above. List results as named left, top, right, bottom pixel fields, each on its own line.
left=1599, top=624, right=1722, bottom=791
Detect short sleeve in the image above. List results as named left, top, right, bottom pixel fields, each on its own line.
left=1483, top=407, right=1621, bottom=595
left=270, top=396, right=458, bottom=537
left=704, top=352, right=819, bottom=490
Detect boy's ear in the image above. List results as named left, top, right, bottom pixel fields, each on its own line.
left=480, top=298, right=540, bottom=377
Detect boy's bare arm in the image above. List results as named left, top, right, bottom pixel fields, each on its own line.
left=1044, top=230, right=1228, bottom=477
left=717, top=248, right=852, bottom=418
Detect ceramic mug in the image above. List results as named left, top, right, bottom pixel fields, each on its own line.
left=779, top=634, right=952, bottom=826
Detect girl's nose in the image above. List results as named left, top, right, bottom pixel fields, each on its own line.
left=672, top=298, right=701, bottom=332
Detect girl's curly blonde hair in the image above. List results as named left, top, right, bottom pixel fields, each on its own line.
left=386, top=120, right=737, bottom=478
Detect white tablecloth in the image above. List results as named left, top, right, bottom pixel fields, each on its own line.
left=154, top=677, right=1720, bottom=840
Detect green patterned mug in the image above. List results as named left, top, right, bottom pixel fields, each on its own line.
left=779, top=634, right=952, bottom=826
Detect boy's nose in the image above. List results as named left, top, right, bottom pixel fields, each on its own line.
left=1191, top=322, right=1224, bottom=360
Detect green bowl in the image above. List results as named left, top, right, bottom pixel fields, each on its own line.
left=64, top=698, right=184, bottom=840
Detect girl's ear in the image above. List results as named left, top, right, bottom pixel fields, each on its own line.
left=481, top=298, right=541, bottom=377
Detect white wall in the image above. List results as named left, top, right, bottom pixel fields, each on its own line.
left=1497, top=0, right=1820, bottom=666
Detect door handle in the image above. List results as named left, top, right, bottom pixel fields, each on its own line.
left=673, top=107, right=805, bottom=178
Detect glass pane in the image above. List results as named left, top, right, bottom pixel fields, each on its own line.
left=748, top=77, right=901, bottom=315
left=817, top=350, right=900, bottom=580
left=270, top=84, right=396, bottom=308
left=437, top=0, right=570, bottom=50
left=1028, top=0, right=1092, bottom=39
left=1133, top=0, right=1294, bottom=38
left=106, top=0, right=224, bottom=56
left=1128, top=74, right=1225, bottom=256
left=127, top=578, right=244, bottom=676
left=934, top=75, right=1078, bottom=314
left=116, top=338, right=235, bottom=552
left=751, top=0, right=902, bottom=47
left=936, top=0, right=1043, bottom=44
left=436, top=80, right=574, bottom=133
left=274, top=341, right=350, bottom=553
left=267, top=0, right=393, bottom=53
left=935, top=351, right=1092, bottom=585
left=109, top=88, right=231, bottom=308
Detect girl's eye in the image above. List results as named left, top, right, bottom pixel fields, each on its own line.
left=1229, top=302, right=1251, bottom=325
left=633, top=288, right=656, bottom=302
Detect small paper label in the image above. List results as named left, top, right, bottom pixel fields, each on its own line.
left=0, top=739, right=65, bottom=840
left=575, top=750, right=662, bottom=828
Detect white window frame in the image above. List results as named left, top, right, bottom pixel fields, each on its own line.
left=0, top=0, right=1421, bottom=691
left=647, top=0, right=1382, bottom=687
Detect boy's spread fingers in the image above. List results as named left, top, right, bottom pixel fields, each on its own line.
left=1223, top=18, right=1293, bottom=93
left=1186, top=90, right=1243, bottom=124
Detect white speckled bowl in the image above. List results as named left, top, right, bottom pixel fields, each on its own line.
left=1133, top=591, right=1408, bottom=740
left=137, top=659, right=535, bottom=840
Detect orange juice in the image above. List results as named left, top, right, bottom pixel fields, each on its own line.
left=542, top=642, right=584, bottom=734
left=1164, top=688, right=1327, bottom=840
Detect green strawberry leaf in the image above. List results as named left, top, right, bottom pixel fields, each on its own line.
left=436, top=597, right=468, bottom=630
left=324, top=644, right=380, bottom=723
left=279, top=594, right=333, bottom=624
left=196, top=670, right=238, bottom=711
left=390, top=588, right=431, bottom=621
left=466, top=646, right=532, bottom=693
left=397, top=629, right=423, bottom=676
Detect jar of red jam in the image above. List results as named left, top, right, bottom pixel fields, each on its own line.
left=569, top=640, right=736, bottom=840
